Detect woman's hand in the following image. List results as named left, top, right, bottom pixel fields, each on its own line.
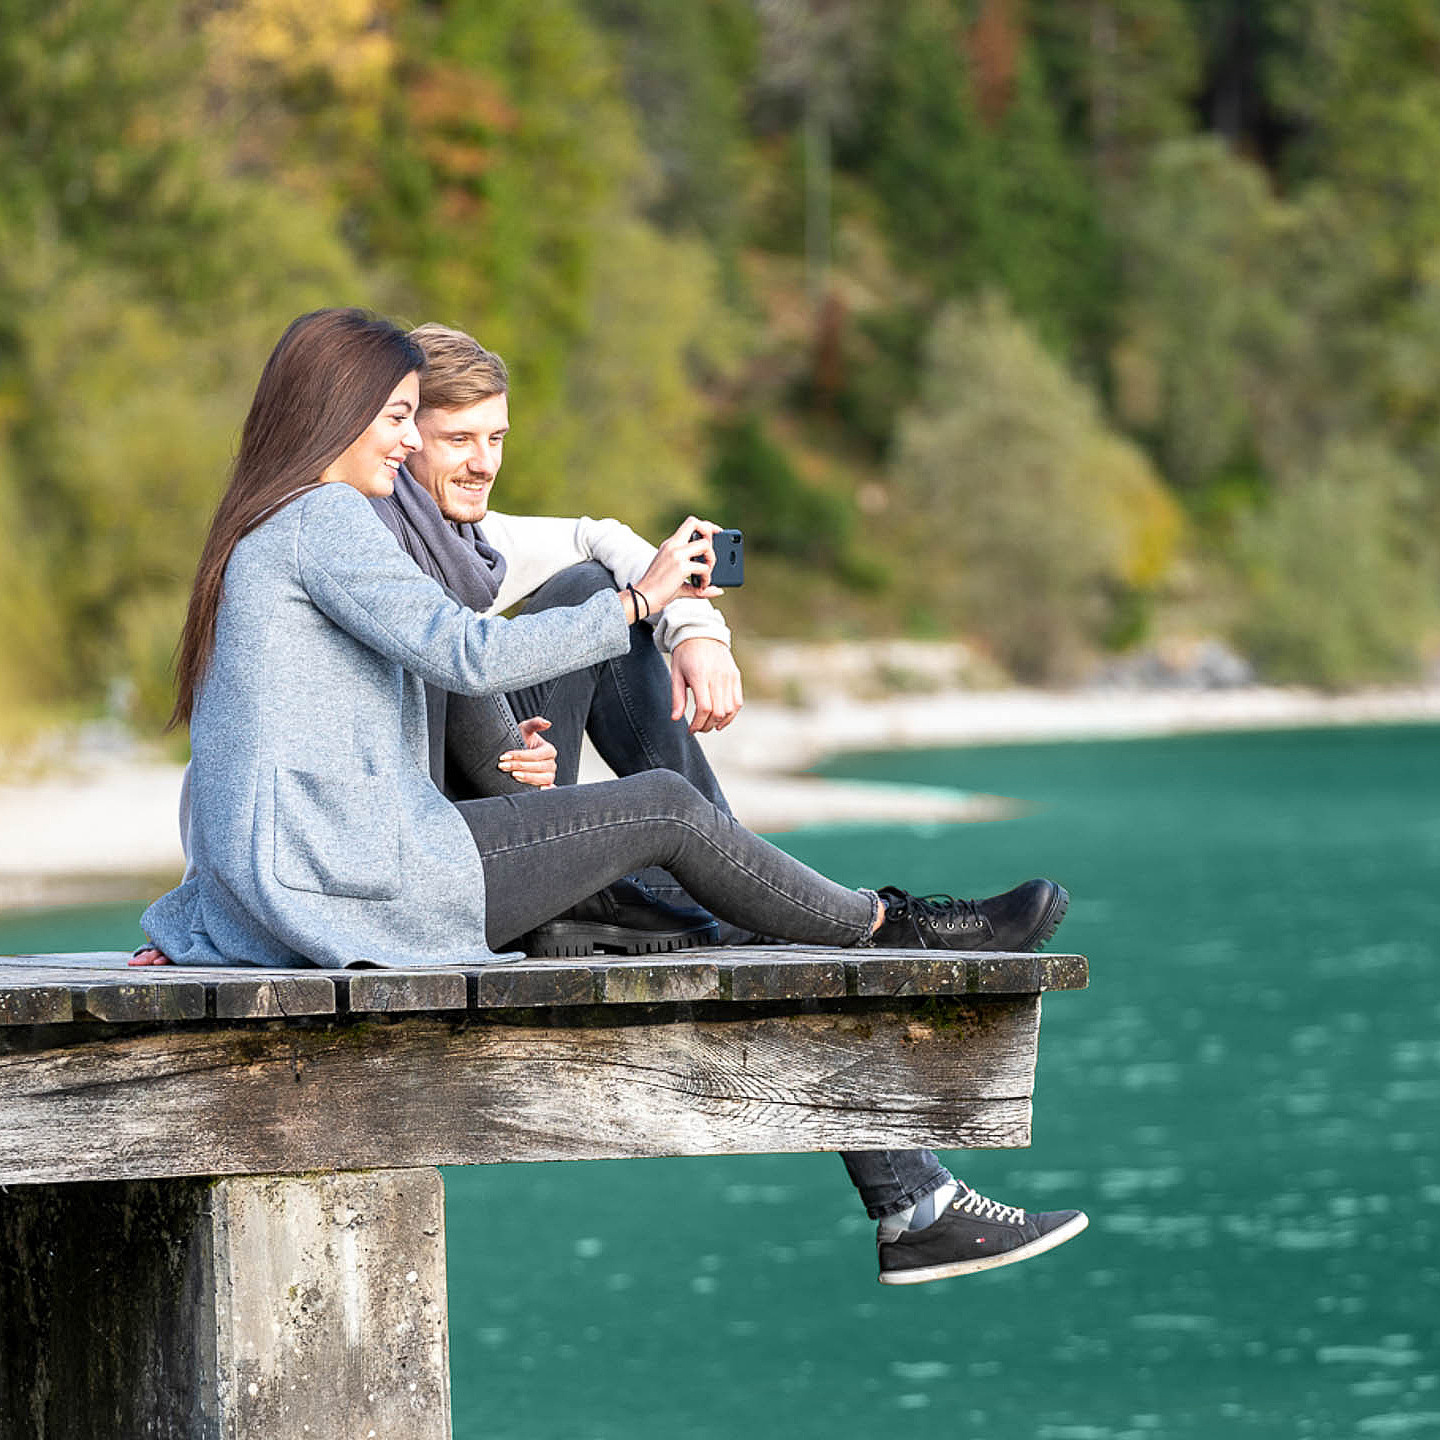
left=129, top=946, right=173, bottom=966
left=498, top=716, right=558, bottom=788
left=627, top=517, right=725, bottom=619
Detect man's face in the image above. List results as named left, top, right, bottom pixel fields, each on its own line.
left=409, top=392, right=510, bottom=524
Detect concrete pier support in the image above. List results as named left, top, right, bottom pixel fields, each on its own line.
left=0, top=1168, right=452, bottom=1440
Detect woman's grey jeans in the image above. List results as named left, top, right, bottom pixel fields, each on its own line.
left=454, top=770, right=950, bottom=1218
left=456, top=768, right=876, bottom=951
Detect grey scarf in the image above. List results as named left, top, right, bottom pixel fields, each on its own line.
left=369, top=465, right=507, bottom=612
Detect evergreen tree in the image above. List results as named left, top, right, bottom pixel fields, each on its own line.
left=857, top=0, right=1111, bottom=360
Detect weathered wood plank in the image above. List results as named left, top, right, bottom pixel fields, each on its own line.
left=73, top=978, right=208, bottom=1023
left=0, top=950, right=1088, bottom=1023
left=723, top=951, right=848, bottom=1001
left=846, top=950, right=1088, bottom=997
left=0, top=963, right=336, bottom=1023
left=473, top=961, right=597, bottom=1009
left=851, top=952, right=977, bottom=997
left=974, top=955, right=1047, bottom=993
left=6, top=952, right=140, bottom=968
left=212, top=975, right=337, bottom=1020
left=0, top=982, right=72, bottom=1025
left=344, top=971, right=467, bottom=1013
left=0, top=999, right=1041, bottom=1184
left=597, top=958, right=723, bottom=1005
left=1040, top=953, right=1089, bottom=991
left=1, top=961, right=208, bottom=1022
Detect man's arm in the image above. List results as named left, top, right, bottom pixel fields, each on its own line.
left=483, top=511, right=743, bottom=732
left=483, top=512, right=729, bottom=648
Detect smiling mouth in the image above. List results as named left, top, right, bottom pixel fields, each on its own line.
left=451, top=477, right=491, bottom=492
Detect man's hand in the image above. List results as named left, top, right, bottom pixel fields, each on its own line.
left=627, top=517, right=725, bottom=621
left=498, top=716, right=558, bottom=788
left=670, top=637, right=743, bottom=734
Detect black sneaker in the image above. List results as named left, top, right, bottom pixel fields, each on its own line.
left=870, top=879, right=1068, bottom=952
left=517, top=877, right=721, bottom=957
left=877, top=1184, right=1089, bottom=1284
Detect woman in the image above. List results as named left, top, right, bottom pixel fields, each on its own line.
left=136, top=308, right=1084, bottom=1281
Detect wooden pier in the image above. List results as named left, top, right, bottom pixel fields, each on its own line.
left=0, top=945, right=1086, bottom=1438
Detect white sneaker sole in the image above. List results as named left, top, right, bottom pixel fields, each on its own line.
left=877, top=1209, right=1090, bottom=1285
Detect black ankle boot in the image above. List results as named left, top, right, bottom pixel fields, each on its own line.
left=870, top=880, right=1068, bottom=953
left=517, top=876, right=721, bottom=957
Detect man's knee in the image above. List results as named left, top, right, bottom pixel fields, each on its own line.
left=520, top=561, right=617, bottom=614
left=633, top=767, right=707, bottom=818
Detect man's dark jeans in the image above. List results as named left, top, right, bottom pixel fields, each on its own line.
left=435, top=562, right=729, bottom=914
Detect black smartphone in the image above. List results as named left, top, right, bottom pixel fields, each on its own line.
left=689, top=528, right=744, bottom=588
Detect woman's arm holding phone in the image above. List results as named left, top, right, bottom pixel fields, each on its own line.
left=296, top=484, right=631, bottom=697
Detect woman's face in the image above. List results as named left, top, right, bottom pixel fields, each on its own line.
left=321, top=372, right=423, bottom=497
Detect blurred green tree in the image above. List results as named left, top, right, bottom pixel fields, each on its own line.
left=1234, top=439, right=1436, bottom=685
left=1270, top=0, right=1440, bottom=282
left=705, top=412, right=854, bottom=566
left=889, top=294, right=1183, bottom=681
left=1030, top=0, right=1200, bottom=180
left=0, top=0, right=375, bottom=731
left=582, top=0, right=757, bottom=249
left=354, top=0, right=733, bottom=531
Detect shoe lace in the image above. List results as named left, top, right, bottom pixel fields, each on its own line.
left=896, top=893, right=984, bottom=932
left=955, top=1188, right=1025, bottom=1225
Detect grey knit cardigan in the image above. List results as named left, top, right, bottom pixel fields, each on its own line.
left=142, top=482, right=629, bottom=968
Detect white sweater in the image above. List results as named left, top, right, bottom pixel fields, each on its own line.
left=482, top=511, right=732, bottom=655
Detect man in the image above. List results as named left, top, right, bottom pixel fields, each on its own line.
left=405, top=328, right=743, bottom=739
left=365, top=323, right=1088, bottom=1283
left=369, top=323, right=748, bottom=954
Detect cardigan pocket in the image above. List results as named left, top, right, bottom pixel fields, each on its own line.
left=273, top=768, right=401, bottom=900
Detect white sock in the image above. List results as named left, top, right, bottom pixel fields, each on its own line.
left=876, top=1177, right=961, bottom=1241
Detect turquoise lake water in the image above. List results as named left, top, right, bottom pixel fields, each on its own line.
left=4, top=724, right=1438, bottom=1437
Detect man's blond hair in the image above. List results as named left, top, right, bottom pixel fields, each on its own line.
left=408, top=323, right=509, bottom=412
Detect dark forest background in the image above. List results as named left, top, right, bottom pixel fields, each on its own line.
left=4, top=0, right=1439, bottom=736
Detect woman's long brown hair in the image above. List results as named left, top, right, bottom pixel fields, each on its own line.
left=169, top=308, right=425, bottom=728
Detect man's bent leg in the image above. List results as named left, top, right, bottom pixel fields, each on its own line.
left=441, top=676, right=716, bottom=954
left=437, top=688, right=531, bottom=801
left=505, top=561, right=740, bottom=924
left=504, top=562, right=730, bottom=806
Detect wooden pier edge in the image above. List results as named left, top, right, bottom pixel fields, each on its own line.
left=0, top=945, right=1087, bottom=1438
